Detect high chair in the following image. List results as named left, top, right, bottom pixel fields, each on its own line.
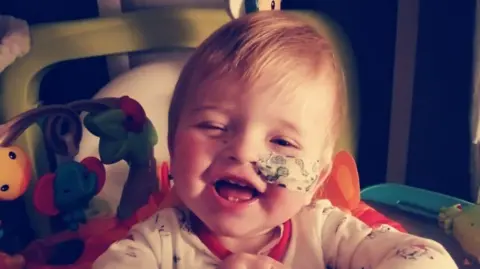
left=0, top=7, right=404, bottom=269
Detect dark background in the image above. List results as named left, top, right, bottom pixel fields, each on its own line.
left=0, top=0, right=476, bottom=252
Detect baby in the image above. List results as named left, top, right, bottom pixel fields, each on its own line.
left=93, top=11, right=458, bottom=269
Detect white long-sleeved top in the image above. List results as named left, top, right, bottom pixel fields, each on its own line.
left=93, top=200, right=458, bottom=269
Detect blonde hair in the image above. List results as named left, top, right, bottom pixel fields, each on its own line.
left=168, top=11, right=345, bottom=156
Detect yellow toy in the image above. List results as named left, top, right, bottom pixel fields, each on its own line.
left=227, top=0, right=282, bottom=19
left=438, top=204, right=480, bottom=263
left=0, top=146, right=31, bottom=201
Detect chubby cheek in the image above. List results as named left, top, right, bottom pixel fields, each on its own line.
left=262, top=187, right=306, bottom=219
left=170, top=130, right=216, bottom=194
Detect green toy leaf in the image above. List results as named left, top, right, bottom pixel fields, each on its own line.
left=84, top=113, right=104, bottom=137
left=144, top=119, right=158, bottom=146
left=127, top=131, right=153, bottom=165
left=124, top=119, right=158, bottom=165
left=99, top=138, right=129, bottom=164
left=83, top=110, right=128, bottom=140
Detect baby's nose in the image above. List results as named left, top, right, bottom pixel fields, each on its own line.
left=224, top=133, right=263, bottom=164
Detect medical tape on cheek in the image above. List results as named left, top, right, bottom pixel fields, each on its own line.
left=254, top=153, right=321, bottom=193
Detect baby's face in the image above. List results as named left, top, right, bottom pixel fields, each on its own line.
left=170, top=73, right=336, bottom=238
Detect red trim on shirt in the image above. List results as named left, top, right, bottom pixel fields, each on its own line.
left=191, top=215, right=292, bottom=261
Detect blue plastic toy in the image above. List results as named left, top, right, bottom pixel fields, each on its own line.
left=32, top=157, right=106, bottom=230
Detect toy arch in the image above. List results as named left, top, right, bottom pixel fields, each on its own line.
left=0, top=8, right=358, bottom=237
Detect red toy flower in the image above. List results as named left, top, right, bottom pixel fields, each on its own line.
left=119, top=96, right=146, bottom=133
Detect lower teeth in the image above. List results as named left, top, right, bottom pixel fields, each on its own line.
left=227, top=196, right=240, bottom=202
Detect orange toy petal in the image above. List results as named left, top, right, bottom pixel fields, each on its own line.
left=317, top=151, right=360, bottom=211
left=159, top=162, right=172, bottom=202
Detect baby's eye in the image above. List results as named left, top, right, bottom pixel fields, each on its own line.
left=271, top=138, right=295, bottom=148
left=196, top=122, right=227, bottom=134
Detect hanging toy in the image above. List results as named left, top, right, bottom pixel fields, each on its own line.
left=0, top=105, right=83, bottom=201
left=0, top=146, right=31, bottom=201
left=227, top=0, right=281, bottom=19
left=32, top=157, right=106, bottom=230
left=83, top=96, right=159, bottom=220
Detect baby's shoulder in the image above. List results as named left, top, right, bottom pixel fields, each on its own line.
left=294, top=200, right=341, bottom=224
left=300, top=199, right=337, bottom=215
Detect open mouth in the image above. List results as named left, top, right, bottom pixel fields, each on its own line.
left=214, top=178, right=261, bottom=203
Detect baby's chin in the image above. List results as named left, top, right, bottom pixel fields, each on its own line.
left=207, top=219, right=275, bottom=239
left=195, top=210, right=275, bottom=235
